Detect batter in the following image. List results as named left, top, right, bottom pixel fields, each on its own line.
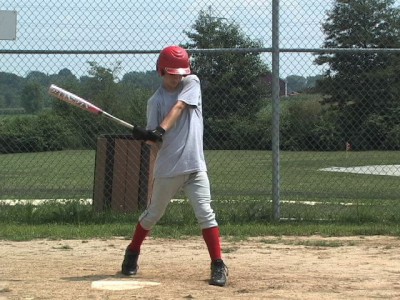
left=121, top=45, right=228, bottom=287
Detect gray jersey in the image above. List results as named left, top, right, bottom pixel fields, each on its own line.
left=146, top=74, right=207, bottom=178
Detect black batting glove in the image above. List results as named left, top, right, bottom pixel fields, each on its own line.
left=146, top=126, right=165, bottom=142
left=132, top=125, right=150, bottom=140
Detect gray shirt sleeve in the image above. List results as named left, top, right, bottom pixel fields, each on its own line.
left=178, top=75, right=201, bottom=107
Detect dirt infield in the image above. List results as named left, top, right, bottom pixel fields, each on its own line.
left=1, top=235, right=400, bottom=299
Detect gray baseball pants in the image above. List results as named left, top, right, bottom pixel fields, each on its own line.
left=139, top=171, right=218, bottom=230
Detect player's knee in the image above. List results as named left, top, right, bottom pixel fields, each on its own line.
left=197, top=212, right=218, bottom=229
left=139, top=210, right=162, bottom=229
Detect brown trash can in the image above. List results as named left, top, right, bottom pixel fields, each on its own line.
left=92, top=135, right=157, bottom=213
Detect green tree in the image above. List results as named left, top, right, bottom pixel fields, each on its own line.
left=49, top=68, right=80, bottom=112
left=286, top=75, right=307, bottom=93
left=182, top=9, right=270, bottom=119
left=81, top=61, right=121, bottom=113
left=21, top=82, right=42, bottom=113
left=26, top=71, right=49, bottom=86
left=121, top=71, right=161, bottom=92
left=50, top=68, right=79, bottom=88
left=118, top=73, right=155, bottom=126
left=118, top=81, right=152, bottom=127
left=305, top=75, right=324, bottom=92
left=0, top=72, right=24, bottom=108
left=315, top=0, right=400, bottom=149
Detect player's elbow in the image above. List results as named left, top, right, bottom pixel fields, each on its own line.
left=175, top=100, right=188, bottom=111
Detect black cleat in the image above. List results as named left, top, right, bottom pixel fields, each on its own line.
left=121, top=248, right=139, bottom=276
left=209, top=259, right=228, bottom=287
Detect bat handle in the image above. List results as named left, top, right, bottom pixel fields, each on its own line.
left=102, top=111, right=135, bottom=130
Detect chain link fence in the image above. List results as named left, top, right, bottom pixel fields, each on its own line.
left=1, top=0, right=400, bottom=222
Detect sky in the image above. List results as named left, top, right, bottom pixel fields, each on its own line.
left=0, top=0, right=399, bottom=79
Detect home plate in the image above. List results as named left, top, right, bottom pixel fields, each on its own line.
left=91, top=280, right=160, bottom=290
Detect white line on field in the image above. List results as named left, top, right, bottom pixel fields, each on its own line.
left=319, top=164, right=400, bottom=177
left=0, top=198, right=93, bottom=205
left=0, top=198, right=352, bottom=206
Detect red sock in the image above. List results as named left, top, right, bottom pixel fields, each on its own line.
left=128, top=223, right=149, bottom=253
left=202, top=226, right=222, bottom=261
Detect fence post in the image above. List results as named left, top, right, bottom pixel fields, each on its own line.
left=271, top=0, right=281, bottom=221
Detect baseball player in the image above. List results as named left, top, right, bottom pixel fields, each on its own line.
left=121, top=45, right=228, bottom=286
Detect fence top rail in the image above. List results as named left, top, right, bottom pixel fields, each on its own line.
left=1, top=48, right=400, bottom=55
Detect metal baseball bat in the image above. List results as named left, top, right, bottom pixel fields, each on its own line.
left=48, top=84, right=134, bottom=130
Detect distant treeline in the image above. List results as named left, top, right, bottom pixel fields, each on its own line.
left=1, top=65, right=399, bottom=153
left=0, top=68, right=321, bottom=112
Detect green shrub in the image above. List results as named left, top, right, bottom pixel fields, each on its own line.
left=204, top=116, right=271, bottom=150
left=0, top=112, right=79, bottom=153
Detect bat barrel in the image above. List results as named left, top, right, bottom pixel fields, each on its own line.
left=48, top=84, right=103, bottom=115
left=48, top=84, right=135, bottom=130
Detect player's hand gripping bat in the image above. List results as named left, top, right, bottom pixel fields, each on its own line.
left=48, top=84, right=134, bottom=130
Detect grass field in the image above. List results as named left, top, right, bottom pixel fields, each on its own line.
left=208, top=150, right=400, bottom=202
left=0, top=150, right=96, bottom=199
left=1, top=149, right=400, bottom=239
left=1, top=149, right=399, bottom=202
left=0, top=150, right=400, bottom=220
left=1, top=149, right=399, bottom=220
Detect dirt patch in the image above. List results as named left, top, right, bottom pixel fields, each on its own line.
left=1, top=236, right=400, bottom=299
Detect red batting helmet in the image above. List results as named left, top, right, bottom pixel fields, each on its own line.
left=156, top=45, right=191, bottom=76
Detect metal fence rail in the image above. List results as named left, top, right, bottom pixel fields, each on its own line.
left=1, top=0, right=400, bottom=222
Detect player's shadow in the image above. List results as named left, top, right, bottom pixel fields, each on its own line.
left=62, top=272, right=131, bottom=282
